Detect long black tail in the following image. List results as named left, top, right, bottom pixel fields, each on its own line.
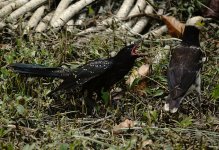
left=8, top=63, right=71, bottom=78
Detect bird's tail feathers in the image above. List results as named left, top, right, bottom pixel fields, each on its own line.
left=8, top=63, right=71, bottom=78
left=164, top=96, right=182, bottom=113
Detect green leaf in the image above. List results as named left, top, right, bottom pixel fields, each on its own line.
left=0, top=128, right=12, bottom=138
left=177, top=116, right=193, bottom=128
left=88, top=6, right=95, bottom=16
left=130, top=78, right=140, bottom=88
left=59, top=143, right=69, bottom=150
left=212, top=85, right=219, bottom=100
left=101, top=89, right=110, bottom=105
left=16, top=104, right=25, bottom=115
left=22, top=144, right=35, bottom=150
left=150, top=110, right=158, bottom=121
left=153, top=89, right=164, bottom=97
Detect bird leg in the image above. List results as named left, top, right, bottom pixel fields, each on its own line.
left=195, top=74, right=202, bottom=119
left=83, top=90, right=98, bottom=115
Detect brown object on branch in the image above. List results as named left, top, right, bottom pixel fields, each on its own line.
left=161, top=15, right=185, bottom=38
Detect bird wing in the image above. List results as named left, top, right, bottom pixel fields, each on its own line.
left=49, top=58, right=114, bottom=94
left=167, top=46, right=203, bottom=99
left=73, top=58, right=114, bottom=84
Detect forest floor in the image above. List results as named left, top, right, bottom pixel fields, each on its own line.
left=0, top=15, right=219, bottom=149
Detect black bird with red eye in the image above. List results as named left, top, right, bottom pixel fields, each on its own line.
left=8, top=43, right=145, bottom=110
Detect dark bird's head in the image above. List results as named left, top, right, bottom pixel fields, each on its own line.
left=114, top=43, right=145, bottom=61
left=182, top=16, right=209, bottom=46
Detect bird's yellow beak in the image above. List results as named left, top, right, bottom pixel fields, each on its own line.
left=195, top=21, right=205, bottom=27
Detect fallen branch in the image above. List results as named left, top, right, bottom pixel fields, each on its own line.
left=5, top=124, right=38, bottom=132
left=35, top=11, right=54, bottom=32
left=50, top=0, right=73, bottom=26
left=77, top=0, right=136, bottom=36
left=143, top=25, right=168, bottom=39
left=131, top=4, right=154, bottom=33
left=0, top=0, right=29, bottom=18
left=124, top=0, right=147, bottom=28
left=76, top=26, right=106, bottom=36
left=0, top=0, right=14, bottom=9
left=116, top=0, right=136, bottom=18
left=26, top=5, right=47, bottom=30
left=8, top=0, right=47, bottom=21
left=121, top=13, right=160, bottom=22
left=0, top=21, right=6, bottom=30
left=66, top=19, right=74, bottom=32
left=75, top=12, right=87, bottom=26
left=51, top=0, right=96, bottom=28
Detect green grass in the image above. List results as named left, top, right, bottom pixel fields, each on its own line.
left=0, top=23, right=219, bottom=150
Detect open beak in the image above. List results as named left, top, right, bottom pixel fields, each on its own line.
left=131, top=40, right=146, bottom=57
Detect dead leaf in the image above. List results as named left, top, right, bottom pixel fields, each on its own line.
left=142, top=139, right=153, bottom=147
left=113, top=119, right=134, bottom=134
left=138, top=64, right=150, bottom=76
left=134, top=80, right=148, bottom=96
left=0, top=44, right=11, bottom=49
left=126, top=64, right=150, bottom=86
left=161, top=15, right=185, bottom=38
left=126, top=64, right=150, bottom=96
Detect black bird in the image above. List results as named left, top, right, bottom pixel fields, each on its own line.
left=164, top=16, right=207, bottom=113
left=9, top=44, right=144, bottom=98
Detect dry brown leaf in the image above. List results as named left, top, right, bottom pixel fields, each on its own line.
left=126, top=64, right=150, bottom=96
left=134, top=80, right=147, bottom=96
left=161, top=15, right=185, bottom=38
left=126, top=64, right=150, bottom=86
left=142, top=139, right=153, bottom=147
left=216, top=41, right=219, bottom=48
left=113, top=119, right=134, bottom=134
left=0, top=44, right=11, bottom=49
left=138, top=64, right=150, bottom=76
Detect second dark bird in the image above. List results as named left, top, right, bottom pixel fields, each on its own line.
left=9, top=44, right=144, bottom=100
left=164, top=16, right=207, bottom=113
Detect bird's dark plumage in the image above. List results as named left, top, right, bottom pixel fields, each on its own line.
left=9, top=44, right=143, bottom=98
left=164, top=16, right=205, bottom=113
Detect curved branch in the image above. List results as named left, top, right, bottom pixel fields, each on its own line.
left=51, top=0, right=96, bottom=28
left=8, top=0, right=47, bottom=21
left=50, top=0, right=73, bottom=26
left=26, top=5, right=47, bottom=30
left=116, top=0, right=136, bottom=18
left=131, top=4, right=154, bottom=33
left=35, top=11, right=54, bottom=32
left=0, top=0, right=29, bottom=18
